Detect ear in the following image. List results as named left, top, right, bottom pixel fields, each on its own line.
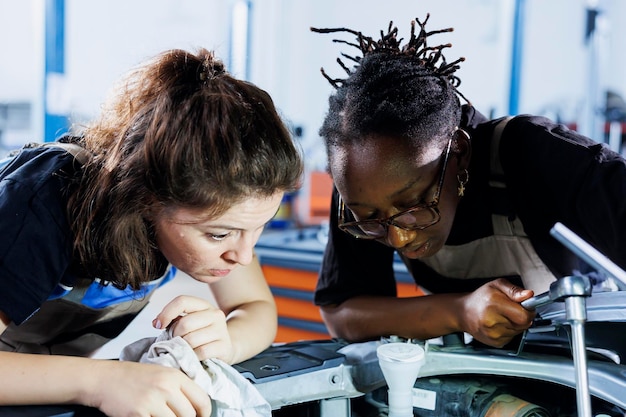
left=453, top=128, right=472, bottom=169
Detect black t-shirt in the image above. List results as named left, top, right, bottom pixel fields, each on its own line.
left=315, top=107, right=626, bottom=306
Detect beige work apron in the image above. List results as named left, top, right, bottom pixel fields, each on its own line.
left=419, top=215, right=556, bottom=294
left=420, top=117, right=557, bottom=294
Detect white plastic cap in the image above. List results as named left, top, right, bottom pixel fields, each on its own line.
left=377, top=342, right=425, bottom=363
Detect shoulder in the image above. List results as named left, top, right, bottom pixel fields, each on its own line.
left=1, top=143, right=81, bottom=193
left=0, top=142, right=79, bottom=234
left=504, top=115, right=598, bottom=148
left=497, top=115, right=620, bottom=175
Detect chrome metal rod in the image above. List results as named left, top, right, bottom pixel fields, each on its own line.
left=551, top=222, right=626, bottom=289
left=571, top=321, right=592, bottom=417
left=566, top=297, right=592, bottom=417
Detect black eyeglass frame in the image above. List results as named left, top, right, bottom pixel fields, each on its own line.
left=337, top=137, right=453, bottom=240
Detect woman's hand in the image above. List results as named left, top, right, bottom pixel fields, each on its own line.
left=153, top=295, right=234, bottom=363
left=459, top=278, right=536, bottom=347
left=88, top=359, right=212, bottom=417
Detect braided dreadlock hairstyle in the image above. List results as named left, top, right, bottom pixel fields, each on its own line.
left=312, top=14, right=468, bottom=154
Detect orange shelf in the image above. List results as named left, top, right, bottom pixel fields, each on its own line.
left=397, top=282, right=425, bottom=298
left=262, top=265, right=318, bottom=291
left=309, top=171, right=333, bottom=219
left=275, top=326, right=330, bottom=344
left=274, top=295, right=323, bottom=322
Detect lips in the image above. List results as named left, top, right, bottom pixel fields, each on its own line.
left=401, top=240, right=431, bottom=258
left=209, top=269, right=232, bottom=278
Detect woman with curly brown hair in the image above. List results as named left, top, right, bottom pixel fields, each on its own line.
left=0, top=48, right=302, bottom=416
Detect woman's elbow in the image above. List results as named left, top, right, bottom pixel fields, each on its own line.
left=320, top=304, right=364, bottom=342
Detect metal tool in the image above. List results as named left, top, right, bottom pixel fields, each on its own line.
left=520, top=222, right=626, bottom=417
left=551, top=222, right=626, bottom=289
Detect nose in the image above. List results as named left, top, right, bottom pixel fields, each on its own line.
left=223, top=236, right=256, bottom=266
left=385, top=224, right=417, bottom=249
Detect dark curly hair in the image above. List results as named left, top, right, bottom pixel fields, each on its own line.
left=312, top=14, right=468, bottom=153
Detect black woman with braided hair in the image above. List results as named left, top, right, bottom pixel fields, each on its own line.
left=311, top=15, right=626, bottom=348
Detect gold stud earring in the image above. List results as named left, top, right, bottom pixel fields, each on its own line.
left=457, top=169, right=469, bottom=197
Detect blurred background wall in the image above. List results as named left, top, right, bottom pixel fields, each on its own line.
left=1, top=0, right=625, bottom=175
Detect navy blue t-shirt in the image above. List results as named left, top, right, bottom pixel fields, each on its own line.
left=0, top=146, right=79, bottom=324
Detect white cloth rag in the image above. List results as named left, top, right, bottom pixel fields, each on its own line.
left=120, top=331, right=271, bottom=417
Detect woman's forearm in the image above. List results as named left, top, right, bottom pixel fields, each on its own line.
left=0, top=351, right=101, bottom=405
left=320, top=278, right=535, bottom=348
left=320, top=293, right=464, bottom=342
left=225, top=298, right=277, bottom=364
left=0, top=350, right=213, bottom=415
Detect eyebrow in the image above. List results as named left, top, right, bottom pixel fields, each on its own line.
left=347, top=153, right=441, bottom=210
left=200, top=206, right=281, bottom=230
left=390, top=177, right=423, bottom=199
left=345, top=175, right=425, bottom=209
left=391, top=152, right=444, bottom=200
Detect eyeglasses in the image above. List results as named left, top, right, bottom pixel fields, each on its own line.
left=338, top=138, right=452, bottom=240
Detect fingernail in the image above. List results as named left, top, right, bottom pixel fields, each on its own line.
left=153, top=319, right=162, bottom=329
